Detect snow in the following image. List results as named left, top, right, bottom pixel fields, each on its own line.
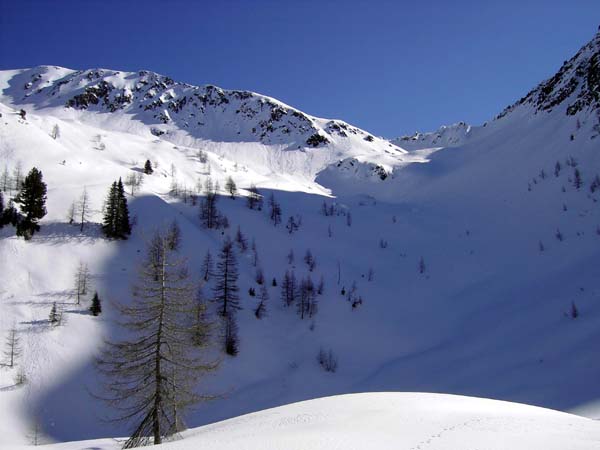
left=9, top=393, right=600, bottom=450
left=1, top=29, right=600, bottom=447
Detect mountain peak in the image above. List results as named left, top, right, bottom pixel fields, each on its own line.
left=497, top=28, right=600, bottom=120
left=0, top=66, right=402, bottom=154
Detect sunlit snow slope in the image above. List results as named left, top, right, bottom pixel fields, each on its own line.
left=14, top=393, right=600, bottom=450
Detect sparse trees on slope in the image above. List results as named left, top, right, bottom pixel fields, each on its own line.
left=15, top=167, right=47, bottom=239
left=96, top=229, right=217, bottom=448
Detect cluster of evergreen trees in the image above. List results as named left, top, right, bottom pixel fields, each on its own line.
left=102, top=178, right=131, bottom=239
left=0, top=166, right=47, bottom=240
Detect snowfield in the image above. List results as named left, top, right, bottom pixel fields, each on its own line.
left=0, top=30, right=599, bottom=449
left=13, top=393, right=600, bottom=450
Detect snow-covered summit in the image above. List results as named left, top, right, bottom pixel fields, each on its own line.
left=0, top=65, right=402, bottom=151
left=391, top=122, right=472, bottom=151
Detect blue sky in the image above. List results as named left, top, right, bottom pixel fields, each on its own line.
left=1, top=0, right=598, bottom=137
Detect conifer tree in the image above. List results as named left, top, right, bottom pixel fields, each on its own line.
left=49, top=302, right=60, bottom=325
left=1, top=199, right=19, bottom=228
left=0, top=165, right=10, bottom=192
left=96, top=229, right=217, bottom=448
left=223, top=313, right=239, bottom=356
left=144, top=160, right=154, bottom=175
left=15, top=167, right=47, bottom=239
left=280, top=270, right=298, bottom=307
left=246, top=184, right=262, bottom=210
left=74, top=262, right=91, bottom=305
left=116, top=178, right=131, bottom=236
left=268, top=193, right=281, bottom=226
left=201, top=250, right=214, bottom=282
left=102, top=179, right=131, bottom=239
left=90, top=292, right=102, bottom=316
left=235, top=226, right=248, bottom=252
left=298, top=276, right=316, bottom=319
left=224, top=176, right=237, bottom=199
left=255, top=267, right=264, bottom=285
left=574, top=168, right=582, bottom=190
left=304, top=249, right=316, bottom=271
left=317, top=276, right=325, bottom=295
left=3, top=327, right=21, bottom=368
left=570, top=301, right=579, bottom=319
left=78, top=187, right=91, bottom=232
left=166, top=219, right=181, bottom=251
left=418, top=257, right=426, bottom=274
left=254, top=285, right=268, bottom=319
left=251, top=239, right=259, bottom=266
left=199, top=178, right=220, bottom=229
left=213, top=236, right=240, bottom=317
left=192, top=286, right=212, bottom=347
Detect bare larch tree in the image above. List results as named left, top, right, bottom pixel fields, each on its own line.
left=96, top=228, right=217, bottom=448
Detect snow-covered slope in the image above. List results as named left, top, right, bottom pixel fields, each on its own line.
left=0, top=65, right=407, bottom=184
left=0, top=28, right=599, bottom=449
left=14, top=393, right=600, bottom=450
